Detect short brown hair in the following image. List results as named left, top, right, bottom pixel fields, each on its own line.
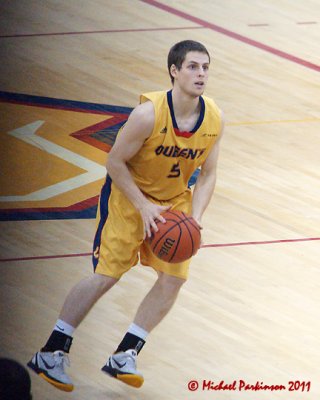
left=167, top=40, right=210, bottom=84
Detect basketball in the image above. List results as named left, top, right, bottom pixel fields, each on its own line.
left=147, top=210, right=201, bottom=263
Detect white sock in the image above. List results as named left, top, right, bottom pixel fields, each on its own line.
left=128, top=323, right=149, bottom=340
left=53, top=319, right=75, bottom=337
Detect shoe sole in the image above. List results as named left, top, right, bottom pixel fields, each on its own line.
left=101, top=365, right=144, bottom=388
left=27, top=360, right=74, bottom=392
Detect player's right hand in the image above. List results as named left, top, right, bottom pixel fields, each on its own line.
left=139, top=201, right=172, bottom=240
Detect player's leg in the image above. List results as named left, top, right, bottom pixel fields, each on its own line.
left=27, top=274, right=118, bottom=392
left=58, top=273, right=118, bottom=327
left=102, top=191, right=193, bottom=388
left=133, top=271, right=185, bottom=331
left=102, top=272, right=187, bottom=388
left=27, top=179, right=141, bottom=392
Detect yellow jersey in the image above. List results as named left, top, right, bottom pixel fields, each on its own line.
left=127, top=90, right=221, bottom=201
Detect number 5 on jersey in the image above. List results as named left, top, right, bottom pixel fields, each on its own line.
left=168, top=162, right=181, bottom=178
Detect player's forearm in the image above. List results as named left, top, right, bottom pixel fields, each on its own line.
left=106, top=157, right=148, bottom=211
left=191, top=171, right=217, bottom=224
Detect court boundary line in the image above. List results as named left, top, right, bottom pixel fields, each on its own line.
left=0, top=26, right=204, bottom=39
left=1, top=237, right=319, bottom=263
left=141, top=0, right=320, bottom=73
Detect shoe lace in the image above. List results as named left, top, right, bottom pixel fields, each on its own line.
left=53, top=351, right=70, bottom=369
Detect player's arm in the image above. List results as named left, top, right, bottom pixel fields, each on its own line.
left=191, top=112, right=225, bottom=226
left=106, top=101, right=170, bottom=238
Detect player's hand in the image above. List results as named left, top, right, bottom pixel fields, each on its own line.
left=192, top=217, right=203, bottom=230
left=139, top=201, right=172, bottom=239
left=192, top=217, right=203, bottom=246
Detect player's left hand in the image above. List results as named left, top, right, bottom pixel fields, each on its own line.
left=192, top=217, right=203, bottom=246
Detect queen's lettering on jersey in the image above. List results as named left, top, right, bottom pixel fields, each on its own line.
left=155, top=145, right=206, bottom=159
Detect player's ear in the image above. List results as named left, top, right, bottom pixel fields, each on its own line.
left=170, top=64, right=178, bottom=79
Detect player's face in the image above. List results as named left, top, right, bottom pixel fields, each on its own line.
left=172, top=51, right=210, bottom=96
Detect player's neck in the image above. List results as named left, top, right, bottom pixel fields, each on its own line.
left=171, top=87, right=200, bottom=119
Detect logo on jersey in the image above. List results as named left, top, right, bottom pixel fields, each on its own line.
left=93, top=246, right=100, bottom=259
left=155, top=145, right=206, bottom=159
left=202, top=132, right=218, bottom=137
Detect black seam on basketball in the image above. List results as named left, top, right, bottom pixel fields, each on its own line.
left=179, top=215, right=194, bottom=257
left=169, top=211, right=195, bottom=230
left=181, top=212, right=201, bottom=257
left=149, top=217, right=181, bottom=250
left=162, top=211, right=197, bottom=258
left=152, top=219, right=179, bottom=251
left=151, top=221, right=181, bottom=253
left=181, top=211, right=200, bottom=231
left=167, top=210, right=185, bottom=222
left=150, top=211, right=199, bottom=261
left=169, top=223, right=183, bottom=262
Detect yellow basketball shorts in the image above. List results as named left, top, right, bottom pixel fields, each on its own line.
left=92, top=175, right=192, bottom=280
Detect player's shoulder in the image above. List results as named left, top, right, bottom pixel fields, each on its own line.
left=131, top=100, right=154, bottom=123
left=125, top=90, right=167, bottom=136
left=124, top=100, right=155, bottom=139
left=131, top=90, right=167, bottom=124
left=140, top=90, right=167, bottom=104
left=202, top=94, right=219, bottom=109
left=202, top=95, right=222, bottom=119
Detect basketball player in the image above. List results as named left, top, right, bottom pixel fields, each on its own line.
left=27, top=40, right=224, bottom=391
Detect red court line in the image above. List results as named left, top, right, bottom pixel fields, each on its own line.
left=201, top=237, right=320, bottom=248
left=1, top=237, right=319, bottom=263
left=141, top=0, right=320, bottom=73
left=0, top=252, right=92, bottom=263
left=0, top=26, right=204, bottom=39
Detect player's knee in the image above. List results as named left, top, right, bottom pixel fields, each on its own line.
left=92, top=273, right=118, bottom=295
left=157, top=273, right=186, bottom=295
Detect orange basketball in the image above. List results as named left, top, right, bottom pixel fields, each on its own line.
left=147, top=210, right=201, bottom=263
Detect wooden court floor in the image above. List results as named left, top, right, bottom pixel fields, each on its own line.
left=0, top=1, right=319, bottom=399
